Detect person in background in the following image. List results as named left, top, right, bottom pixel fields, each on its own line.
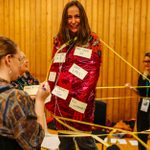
left=45, top=1, right=102, bottom=150
left=125, top=52, right=150, bottom=150
left=11, top=51, right=39, bottom=90
left=0, top=36, right=50, bottom=150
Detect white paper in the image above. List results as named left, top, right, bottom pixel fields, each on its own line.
left=118, top=139, right=127, bottom=144
left=24, top=85, right=39, bottom=96
left=104, top=138, right=117, bottom=144
left=111, top=138, right=117, bottom=144
left=129, top=140, right=138, bottom=146
left=52, top=85, right=69, bottom=100
left=42, top=113, right=60, bottom=150
left=69, top=98, right=87, bottom=113
left=48, top=72, right=56, bottom=82
left=69, top=63, right=88, bottom=80
left=41, top=133, right=60, bottom=150
left=74, top=47, right=92, bottom=59
left=140, top=99, right=150, bottom=112
left=54, top=53, right=66, bottom=63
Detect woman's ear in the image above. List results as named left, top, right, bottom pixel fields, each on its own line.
left=5, top=54, right=12, bottom=66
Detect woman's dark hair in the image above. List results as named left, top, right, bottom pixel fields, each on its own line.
left=0, top=36, right=17, bottom=59
left=145, top=52, right=150, bottom=57
left=58, top=0, right=91, bottom=45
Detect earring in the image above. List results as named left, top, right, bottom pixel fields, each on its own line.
left=9, top=69, right=12, bottom=74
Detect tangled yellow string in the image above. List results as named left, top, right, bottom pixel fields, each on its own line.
left=52, top=115, right=150, bottom=149
left=45, top=38, right=150, bottom=149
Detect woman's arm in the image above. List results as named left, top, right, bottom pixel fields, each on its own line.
left=125, top=83, right=139, bottom=94
left=35, top=82, right=50, bottom=130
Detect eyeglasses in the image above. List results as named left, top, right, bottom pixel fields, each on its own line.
left=12, top=55, right=26, bottom=62
left=19, top=56, right=27, bottom=62
left=143, top=60, right=150, bottom=63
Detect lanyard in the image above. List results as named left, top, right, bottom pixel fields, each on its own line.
left=146, top=81, right=150, bottom=97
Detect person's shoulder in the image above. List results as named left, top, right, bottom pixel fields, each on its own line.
left=53, top=35, right=62, bottom=47
left=9, top=89, right=35, bottom=111
left=89, top=32, right=100, bottom=44
left=9, top=88, right=30, bottom=101
left=90, top=32, right=98, bottom=36
left=89, top=32, right=101, bottom=47
left=138, top=74, right=149, bottom=84
left=88, top=32, right=102, bottom=57
left=90, top=32, right=100, bottom=39
left=53, top=34, right=61, bottom=42
left=6, top=89, right=36, bottom=122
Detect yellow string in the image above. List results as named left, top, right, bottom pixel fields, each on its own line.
left=96, top=85, right=150, bottom=89
left=97, top=96, right=150, bottom=100
left=95, top=96, right=137, bottom=100
left=45, top=39, right=150, bottom=148
left=45, top=37, right=77, bottom=81
left=47, top=129, right=149, bottom=149
left=53, top=115, right=110, bottom=147
left=54, top=115, right=127, bottom=132
left=58, top=130, right=110, bottom=147
left=50, top=130, right=150, bottom=138
left=131, top=133, right=150, bottom=149
left=53, top=115, right=79, bottom=132
left=53, top=115, right=149, bottom=149
left=100, top=38, right=150, bottom=82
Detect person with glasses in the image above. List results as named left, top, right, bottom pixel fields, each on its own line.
left=11, top=51, right=39, bottom=90
left=125, top=52, right=150, bottom=150
left=0, top=36, right=50, bottom=150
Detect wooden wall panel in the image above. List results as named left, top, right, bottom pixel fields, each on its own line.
left=0, top=0, right=150, bottom=123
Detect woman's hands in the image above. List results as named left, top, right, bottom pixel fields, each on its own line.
left=125, top=83, right=133, bottom=89
left=125, top=83, right=138, bottom=93
left=35, top=81, right=50, bottom=130
left=36, top=81, right=50, bottom=101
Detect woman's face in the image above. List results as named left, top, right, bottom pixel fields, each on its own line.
left=67, top=5, right=80, bottom=34
left=10, top=49, right=23, bottom=80
left=143, top=56, right=150, bottom=71
left=19, top=52, right=29, bottom=75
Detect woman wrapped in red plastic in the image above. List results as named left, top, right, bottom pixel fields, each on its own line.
left=45, top=1, right=102, bottom=150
